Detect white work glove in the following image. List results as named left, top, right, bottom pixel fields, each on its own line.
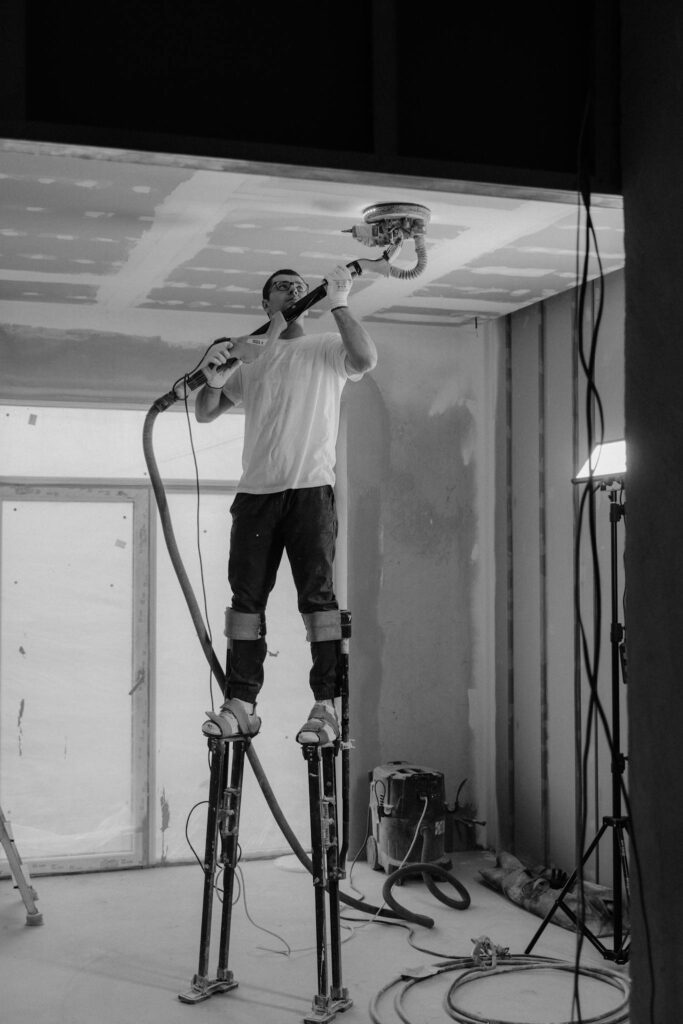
left=325, top=264, right=353, bottom=310
left=197, top=311, right=288, bottom=393
left=199, top=337, right=240, bottom=390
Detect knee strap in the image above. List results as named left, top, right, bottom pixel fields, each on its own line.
left=302, top=609, right=342, bottom=642
left=225, top=608, right=265, bottom=641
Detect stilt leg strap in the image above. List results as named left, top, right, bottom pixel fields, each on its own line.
left=296, top=703, right=340, bottom=746
left=302, top=609, right=342, bottom=642
left=203, top=698, right=261, bottom=738
left=224, top=608, right=265, bottom=640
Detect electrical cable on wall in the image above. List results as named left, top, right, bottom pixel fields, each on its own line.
left=569, top=88, right=652, bottom=1024
left=570, top=108, right=629, bottom=1024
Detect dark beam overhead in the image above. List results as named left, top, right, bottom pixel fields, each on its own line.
left=1, top=0, right=621, bottom=195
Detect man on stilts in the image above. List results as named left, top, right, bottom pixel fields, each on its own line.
left=193, top=264, right=376, bottom=747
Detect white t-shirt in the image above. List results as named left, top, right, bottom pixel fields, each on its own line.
left=223, top=332, right=361, bottom=494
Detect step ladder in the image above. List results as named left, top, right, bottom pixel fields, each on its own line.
left=0, top=805, right=43, bottom=925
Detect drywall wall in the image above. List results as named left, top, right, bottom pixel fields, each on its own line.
left=344, top=318, right=502, bottom=855
left=500, top=269, right=625, bottom=875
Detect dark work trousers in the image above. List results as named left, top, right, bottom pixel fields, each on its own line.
left=226, top=486, right=340, bottom=704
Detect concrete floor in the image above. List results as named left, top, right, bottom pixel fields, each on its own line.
left=0, top=849, right=630, bottom=1024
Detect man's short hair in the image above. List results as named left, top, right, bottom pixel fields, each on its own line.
left=262, top=268, right=304, bottom=301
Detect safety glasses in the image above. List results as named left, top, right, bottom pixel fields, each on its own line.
left=269, top=280, right=309, bottom=297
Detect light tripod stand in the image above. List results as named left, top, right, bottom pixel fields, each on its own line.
left=526, top=473, right=630, bottom=964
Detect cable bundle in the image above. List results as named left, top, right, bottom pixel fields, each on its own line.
left=370, top=946, right=630, bottom=1024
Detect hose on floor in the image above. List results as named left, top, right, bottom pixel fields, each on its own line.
left=381, top=862, right=471, bottom=929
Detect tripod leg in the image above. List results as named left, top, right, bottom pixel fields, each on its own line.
left=618, top=820, right=631, bottom=904
left=609, top=816, right=631, bottom=963
left=524, top=821, right=609, bottom=955
left=178, top=737, right=241, bottom=1003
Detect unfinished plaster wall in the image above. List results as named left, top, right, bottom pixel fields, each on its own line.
left=344, top=319, right=502, bottom=855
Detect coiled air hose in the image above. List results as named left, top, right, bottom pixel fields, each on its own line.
left=387, top=233, right=428, bottom=280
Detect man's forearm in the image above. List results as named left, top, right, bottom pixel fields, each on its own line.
left=195, top=384, right=233, bottom=422
left=332, top=307, right=377, bottom=373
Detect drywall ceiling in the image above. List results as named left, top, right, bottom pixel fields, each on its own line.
left=0, top=140, right=624, bottom=343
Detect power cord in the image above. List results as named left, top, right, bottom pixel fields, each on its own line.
left=234, top=863, right=293, bottom=958
left=345, top=822, right=372, bottom=900
left=369, top=946, right=629, bottom=1024
left=568, top=87, right=607, bottom=1024
left=573, top=90, right=654, bottom=1024
left=341, top=795, right=430, bottom=932
left=184, top=794, right=294, bottom=958
left=184, top=799, right=208, bottom=869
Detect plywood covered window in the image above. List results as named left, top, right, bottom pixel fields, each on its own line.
left=0, top=487, right=147, bottom=872
left=0, top=405, right=315, bottom=873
